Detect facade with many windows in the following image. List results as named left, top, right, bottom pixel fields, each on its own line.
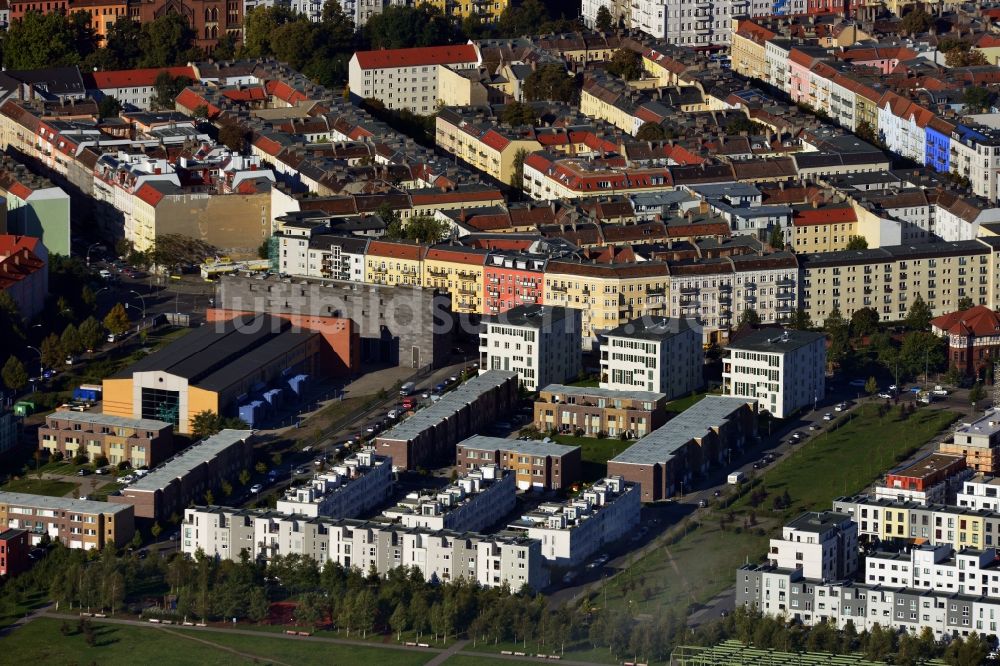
left=600, top=316, right=702, bottom=399
left=480, top=305, right=582, bottom=391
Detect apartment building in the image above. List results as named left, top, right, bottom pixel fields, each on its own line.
left=424, top=245, right=488, bottom=315
left=508, top=476, right=640, bottom=566
left=958, top=475, right=1000, bottom=512
left=276, top=450, right=392, bottom=519
left=0, top=491, right=134, bottom=550
left=875, top=453, right=969, bottom=505
left=543, top=260, right=669, bottom=348
left=787, top=205, right=859, bottom=254
left=38, top=411, right=174, bottom=469
left=480, top=305, right=582, bottom=391
left=455, top=435, right=582, bottom=491
left=941, top=410, right=1000, bottom=475
left=799, top=239, right=999, bottom=325
left=382, top=465, right=515, bottom=532
left=483, top=252, right=546, bottom=315
left=666, top=253, right=799, bottom=341
left=110, top=429, right=254, bottom=521
left=865, top=544, right=1000, bottom=598
left=364, top=240, right=426, bottom=287
left=0, top=528, right=29, bottom=577
left=723, top=328, right=826, bottom=419
left=435, top=108, right=543, bottom=184
left=534, top=384, right=667, bottom=439
left=375, top=371, right=519, bottom=470
left=768, top=511, right=858, bottom=581
left=608, top=396, right=758, bottom=501
left=275, top=213, right=370, bottom=281
left=348, top=45, right=482, bottom=114
left=832, top=495, right=1000, bottom=552
left=182, top=506, right=547, bottom=590
left=87, top=66, right=198, bottom=111
left=931, top=306, right=1000, bottom=379
left=600, top=316, right=703, bottom=399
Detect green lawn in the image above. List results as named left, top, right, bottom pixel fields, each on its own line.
left=595, top=404, right=958, bottom=615
left=3, top=618, right=435, bottom=666
left=92, top=481, right=124, bottom=501
left=731, top=405, right=959, bottom=519
left=567, top=377, right=600, bottom=388
left=554, top=434, right=635, bottom=482
left=461, top=639, right=620, bottom=664
left=1, top=477, right=78, bottom=496
left=665, top=390, right=712, bottom=413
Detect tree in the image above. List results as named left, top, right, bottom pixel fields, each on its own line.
left=595, top=5, right=613, bottom=32
left=524, top=64, right=578, bottom=103
left=500, top=101, right=537, bottom=127
left=248, top=587, right=270, bottom=623
left=607, top=48, right=642, bottom=80
left=855, top=120, right=878, bottom=145
left=964, top=86, right=994, bottom=113
left=904, top=294, right=932, bottom=331
left=79, top=317, right=104, bottom=352
left=221, top=480, right=233, bottom=498
left=389, top=602, right=408, bottom=639
left=98, top=17, right=142, bottom=69
left=635, top=122, right=666, bottom=141
left=768, top=226, right=784, bottom=250
left=3, top=11, right=97, bottom=69
left=40, top=333, right=64, bottom=370
left=958, top=296, right=975, bottom=311
left=899, top=6, right=930, bottom=35
left=850, top=307, right=880, bottom=337
left=945, top=44, right=988, bottom=68
left=388, top=215, right=449, bottom=244
left=510, top=148, right=528, bottom=190
left=138, top=13, right=200, bottom=68
left=865, top=376, right=878, bottom=396
left=365, top=4, right=459, bottom=49
left=98, top=96, right=122, bottom=119
left=104, top=303, right=131, bottom=337
left=970, top=381, right=987, bottom=407
left=218, top=120, right=248, bottom=153
left=1, top=356, right=27, bottom=391
left=787, top=308, right=812, bottom=330
left=191, top=410, right=224, bottom=439
left=497, top=0, right=548, bottom=37
left=845, top=235, right=868, bottom=250
left=61, top=324, right=83, bottom=357
left=151, top=521, right=162, bottom=541
left=824, top=307, right=851, bottom=366
left=737, top=308, right=760, bottom=329
left=150, top=71, right=194, bottom=111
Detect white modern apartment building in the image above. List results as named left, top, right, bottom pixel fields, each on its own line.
left=508, top=476, right=640, bottom=566
left=865, top=544, right=1000, bottom=598
left=381, top=465, right=515, bottom=532
left=599, top=316, right=703, bottom=399
left=582, top=0, right=771, bottom=47
left=723, top=328, right=826, bottom=419
left=183, top=506, right=548, bottom=590
left=348, top=44, right=481, bottom=114
left=957, top=475, right=1000, bottom=512
left=276, top=450, right=393, bottom=519
left=480, top=305, right=582, bottom=391
left=767, top=511, right=858, bottom=582
left=275, top=215, right=369, bottom=281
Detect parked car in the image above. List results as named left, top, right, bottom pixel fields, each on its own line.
left=823, top=413, right=833, bottom=421
left=77, top=468, right=91, bottom=476
left=848, top=379, right=866, bottom=387
left=698, top=499, right=708, bottom=508
left=834, top=402, right=848, bottom=412
left=932, top=386, right=949, bottom=396
left=250, top=483, right=263, bottom=494
left=791, top=432, right=804, bottom=441
left=562, top=571, right=578, bottom=584
left=877, top=392, right=893, bottom=399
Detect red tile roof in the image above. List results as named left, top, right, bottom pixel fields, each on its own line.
left=135, top=182, right=166, bottom=207
left=90, top=66, right=196, bottom=90
left=425, top=247, right=486, bottom=266
left=480, top=129, right=510, bottom=152
left=0, top=235, right=45, bottom=290
left=354, top=45, right=479, bottom=70
left=793, top=205, right=857, bottom=226
left=367, top=240, right=426, bottom=261
left=932, top=306, right=1000, bottom=337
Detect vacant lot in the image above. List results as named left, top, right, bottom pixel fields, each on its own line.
left=0, top=477, right=77, bottom=496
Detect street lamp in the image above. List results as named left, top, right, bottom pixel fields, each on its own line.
left=127, top=289, right=146, bottom=321
left=24, top=345, right=42, bottom=391
left=85, top=243, right=103, bottom=267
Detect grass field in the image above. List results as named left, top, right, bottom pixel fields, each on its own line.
left=554, top=434, right=634, bottom=481
left=730, top=404, right=959, bottom=518
left=0, top=477, right=77, bottom=496
left=665, top=390, right=711, bottom=414
left=3, top=619, right=435, bottom=666
left=596, top=403, right=958, bottom=614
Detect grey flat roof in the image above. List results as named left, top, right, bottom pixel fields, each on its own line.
left=727, top=328, right=825, bottom=353
left=956, top=410, right=1000, bottom=439
left=378, top=371, right=517, bottom=443
left=483, top=304, right=575, bottom=328
left=458, top=434, right=580, bottom=458
left=604, top=316, right=696, bottom=341
left=786, top=511, right=852, bottom=534
left=46, top=410, right=171, bottom=431
left=610, top=396, right=754, bottom=465
left=128, top=429, right=252, bottom=492
left=0, top=490, right=132, bottom=515
left=539, top=384, right=666, bottom=403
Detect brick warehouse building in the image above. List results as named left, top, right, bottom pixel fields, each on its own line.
left=931, top=306, right=1000, bottom=379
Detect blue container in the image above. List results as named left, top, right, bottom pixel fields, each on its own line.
left=238, top=400, right=266, bottom=427
left=263, top=388, right=284, bottom=407
left=286, top=374, right=309, bottom=396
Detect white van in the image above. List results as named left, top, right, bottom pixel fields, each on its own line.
left=727, top=471, right=746, bottom=485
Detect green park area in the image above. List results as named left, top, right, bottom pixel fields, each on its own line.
left=0, top=477, right=77, bottom=496
left=597, top=404, right=958, bottom=614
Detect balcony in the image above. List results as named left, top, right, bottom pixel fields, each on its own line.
left=776, top=291, right=795, bottom=300
left=776, top=278, right=795, bottom=287
left=680, top=286, right=699, bottom=295
left=550, top=284, right=567, bottom=293
left=744, top=294, right=757, bottom=303
left=428, top=268, right=448, bottom=277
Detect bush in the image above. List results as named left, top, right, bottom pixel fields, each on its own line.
left=48, top=451, right=64, bottom=464
left=73, top=453, right=88, bottom=465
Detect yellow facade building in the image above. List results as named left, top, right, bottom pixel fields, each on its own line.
left=423, top=246, right=487, bottom=314
left=435, top=109, right=543, bottom=184
left=788, top=205, right=860, bottom=254
left=364, top=240, right=426, bottom=287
